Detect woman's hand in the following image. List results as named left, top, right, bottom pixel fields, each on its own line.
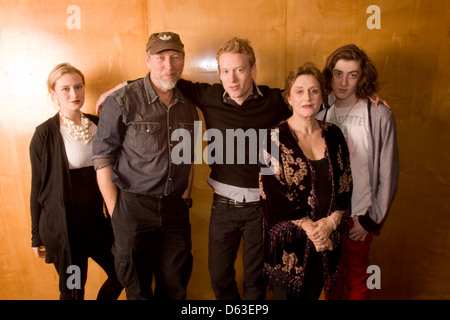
left=32, top=246, right=46, bottom=259
left=305, top=217, right=334, bottom=245
left=292, top=218, right=333, bottom=252
left=314, top=238, right=333, bottom=252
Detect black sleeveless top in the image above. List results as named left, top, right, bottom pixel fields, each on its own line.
left=310, top=157, right=332, bottom=219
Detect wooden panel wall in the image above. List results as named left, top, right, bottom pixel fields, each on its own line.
left=0, top=0, right=449, bottom=300
left=284, top=0, right=450, bottom=300
left=0, top=0, right=148, bottom=300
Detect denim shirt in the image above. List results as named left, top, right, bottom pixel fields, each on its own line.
left=93, top=73, right=198, bottom=196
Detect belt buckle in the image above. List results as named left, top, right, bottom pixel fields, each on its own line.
left=233, top=200, right=246, bottom=208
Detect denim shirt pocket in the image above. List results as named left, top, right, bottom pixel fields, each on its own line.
left=178, top=122, right=194, bottom=135
left=131, top=121, right=160, bottom=155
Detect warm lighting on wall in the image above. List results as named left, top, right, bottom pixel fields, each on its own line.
left=0, top=27, right=64, bottom=129
left=196, top=57, right=218, bottom=72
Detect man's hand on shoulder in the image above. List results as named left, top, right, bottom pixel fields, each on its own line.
left=96, top=82, right=126, bottom=115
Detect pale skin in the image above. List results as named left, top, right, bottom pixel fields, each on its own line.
left=218, top=52, right=257, bottom=106
left=285, top=74, right=344, bottom=252
left=52, top=72, right=86, bottom=124
left=332, top=58, right=370, bottom=241
left=96, top=50, right=193, bottom=216
left=33, top=72, right=86, bottom=259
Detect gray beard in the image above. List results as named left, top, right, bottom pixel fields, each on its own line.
left=154, top=76, right=178, bottom=91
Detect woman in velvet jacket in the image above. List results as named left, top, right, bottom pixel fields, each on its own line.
left=29, top=63, right=122, bottom=300
left=259, top=63, right=352, bottom=300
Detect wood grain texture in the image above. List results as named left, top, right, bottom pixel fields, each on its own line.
left=0, top=0, right=449, bottom=300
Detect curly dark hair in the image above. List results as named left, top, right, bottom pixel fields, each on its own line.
left=322, top=44, right=378, bottom=99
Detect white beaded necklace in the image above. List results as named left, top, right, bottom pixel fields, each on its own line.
left=59, top=111, right=94, bottom=144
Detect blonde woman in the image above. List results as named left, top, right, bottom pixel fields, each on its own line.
left=29, top=63, right=122, bottom=300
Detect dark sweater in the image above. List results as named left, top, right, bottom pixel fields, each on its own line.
left=177, top=79, right=291, bottom=188
left=29, top=113, right=101, bottom=255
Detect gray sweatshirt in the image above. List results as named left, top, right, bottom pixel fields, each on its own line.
left=317, top=100, right=399, bottom=231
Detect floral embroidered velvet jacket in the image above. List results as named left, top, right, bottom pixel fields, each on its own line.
left=259, top=120, right=352, bottom=295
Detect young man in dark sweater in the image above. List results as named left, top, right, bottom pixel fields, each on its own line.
left=176, top=39, right=291, bottom=300
left=96, top=37, right=291, bottom=300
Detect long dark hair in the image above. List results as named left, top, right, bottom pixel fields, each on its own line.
left=323, top=44, right=378, bottom=99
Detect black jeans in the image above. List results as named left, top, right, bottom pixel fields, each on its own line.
left=111, top=191, right=193, bottom=300
left=208, top=194, right=265, bottom=300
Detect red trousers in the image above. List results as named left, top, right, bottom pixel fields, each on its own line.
left=325, top=231, right=374, bottom=300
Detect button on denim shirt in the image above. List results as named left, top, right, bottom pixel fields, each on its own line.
left=93, top=73, right=199, bottom=196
